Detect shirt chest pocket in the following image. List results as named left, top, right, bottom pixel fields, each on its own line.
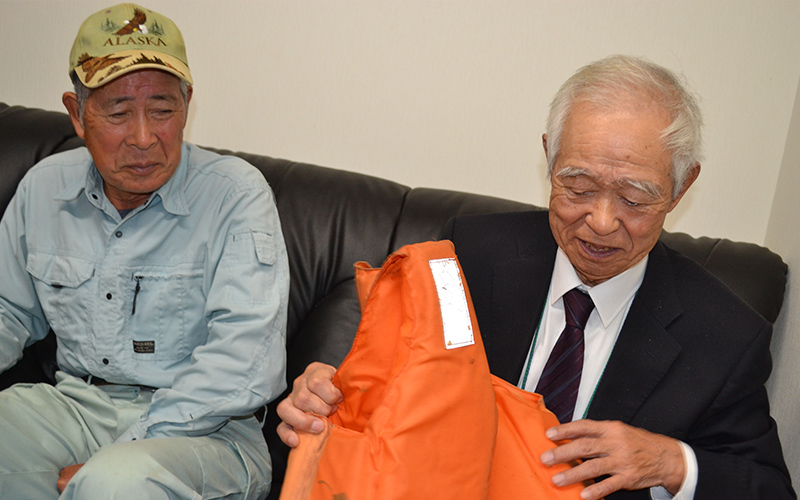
left=125, top=265, right=206, bottom=362
left=26, top=252, right=95, bottom=340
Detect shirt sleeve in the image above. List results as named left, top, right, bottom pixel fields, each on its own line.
left=0, top=176, right=51, bottom=373
left=116, top=173, right=289, bottom=441
left=650, top=441, right=698, bottom=500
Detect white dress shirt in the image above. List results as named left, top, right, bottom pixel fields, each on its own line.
left=518, top=248, right=697, bottom=500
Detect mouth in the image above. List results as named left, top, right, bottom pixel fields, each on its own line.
left=126, top=163, right=159, bottom=175
left=580, top=239, right=619, bottom=258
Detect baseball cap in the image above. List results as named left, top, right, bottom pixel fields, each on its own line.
left=69, top=3, right=193, bottom=88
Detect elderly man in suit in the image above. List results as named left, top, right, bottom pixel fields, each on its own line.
left=275, top=55, right=794, bottom=499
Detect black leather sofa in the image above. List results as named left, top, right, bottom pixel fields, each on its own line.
left=0, top=102, right=789, bottom=498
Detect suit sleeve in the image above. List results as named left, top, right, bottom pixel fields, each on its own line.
left=690, top=321, right=795, bottom=499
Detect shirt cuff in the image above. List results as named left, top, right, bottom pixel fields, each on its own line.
left=649, top=441, right=698, bottom=500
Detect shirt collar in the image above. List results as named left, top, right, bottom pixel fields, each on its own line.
left=54, top=161, right=96, bottom=203
left=53, top=143, right=191, bottom=217
left=154, top=143, right=190, bottom=216
left=552, top=248, right=648, bottom=328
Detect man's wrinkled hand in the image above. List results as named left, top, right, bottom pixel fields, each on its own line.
left=276, top=362, right=342, bottom=448
left=540, top=419, right=685, bottom=500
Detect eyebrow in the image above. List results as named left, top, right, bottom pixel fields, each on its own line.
left=554, top=166, right=591, bottom=179
left=103, top=93, right=181, bottom=107
left=148, top=93, right=181, bottom=103
left=556, top=166, right=665, bottom=199
left=103, top=96, right=135, bottom=107
left=619, top=178, right=663, bottom=199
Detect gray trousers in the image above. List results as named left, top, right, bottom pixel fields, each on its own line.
left=0, top=372, right=272, bottom=500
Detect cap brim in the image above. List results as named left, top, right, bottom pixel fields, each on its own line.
left=73, top=49, right=193, bottom=89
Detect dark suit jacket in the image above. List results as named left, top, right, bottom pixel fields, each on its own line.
left=443, top=210, right=794, bottom=500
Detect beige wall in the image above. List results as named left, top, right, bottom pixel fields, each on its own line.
left=3, top=0, right=800, bottom=244
left=766, top=74, right=800, bottom=488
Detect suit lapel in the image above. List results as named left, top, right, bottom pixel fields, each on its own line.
left=485, top=212, right=557, bottom=384
left=488, top=256, right=554, bottom=383
left=587, top=243, right=684, bottom=423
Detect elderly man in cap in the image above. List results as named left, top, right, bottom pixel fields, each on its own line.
left=0, top=4, right=289, bottom=499
left=277, top=56, right=794, bottom=499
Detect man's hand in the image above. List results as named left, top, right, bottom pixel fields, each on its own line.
left=57, top=463, right=84, bottom=492
left=276, top=362, right=342, bottom=448
left=540, top=419, right=686, bottom=500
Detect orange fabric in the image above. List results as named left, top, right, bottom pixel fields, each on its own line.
left=280, top=241, right=583, bottom=500
left=489, top=377, right=586, bottom=499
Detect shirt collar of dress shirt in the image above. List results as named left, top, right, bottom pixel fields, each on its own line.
left=551, top=247, right=648, bottom=328
left=54, top=143, right=191, bottom=217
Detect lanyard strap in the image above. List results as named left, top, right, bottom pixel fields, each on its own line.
left=519, top=304, right=608, bottom=420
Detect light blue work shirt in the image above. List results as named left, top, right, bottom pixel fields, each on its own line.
left=0, top=143, right=289, bottom=441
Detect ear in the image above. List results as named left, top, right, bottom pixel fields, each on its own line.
left=542, top=133, right=549, bottom=159
left=180, top=85, right=193, bottom=128
left=668, top=163, right=701, bottom=212
left=62, top=92, right=86, bottom=139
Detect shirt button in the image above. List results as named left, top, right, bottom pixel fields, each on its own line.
left=102, top=358, right=109, bottom=365
left=115, top=231, right=123, bottom=238
left=106, top=293, right=112, bottom=300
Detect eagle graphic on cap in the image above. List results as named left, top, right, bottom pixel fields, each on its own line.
left=115, top=8, right=147, bottom=35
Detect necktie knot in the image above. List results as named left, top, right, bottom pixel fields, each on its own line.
left=563, top=288, right=594, bottom=329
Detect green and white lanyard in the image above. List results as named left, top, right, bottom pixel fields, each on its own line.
left=519, top=301, right=608, bottom=420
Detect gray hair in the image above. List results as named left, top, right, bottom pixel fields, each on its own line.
left=545, top=55, right=703, bottom=199
left=70, top=72, right=191, bottom=124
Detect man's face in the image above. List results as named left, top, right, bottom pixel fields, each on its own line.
left=547, top=100, right=692, bottom=286
left=64, top=69, right=191, bottom=210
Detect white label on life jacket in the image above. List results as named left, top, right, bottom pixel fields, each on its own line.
left=429, top=258, right=475, bottom=349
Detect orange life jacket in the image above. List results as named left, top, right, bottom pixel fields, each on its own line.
left=280, top=240, right=584, bottom=500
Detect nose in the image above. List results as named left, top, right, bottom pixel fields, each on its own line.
left=126, top=113, right=157, bottom=150
left=585, top=197, right=620, bottom=236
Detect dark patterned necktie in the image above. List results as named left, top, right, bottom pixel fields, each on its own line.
left=535, top=288, right=595, bottom=423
